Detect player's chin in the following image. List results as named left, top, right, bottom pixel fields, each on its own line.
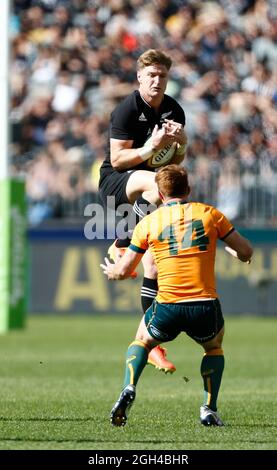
left=151, top=88, right=162, bottom=95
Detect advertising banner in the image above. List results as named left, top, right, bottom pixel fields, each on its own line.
left=28, top=231, right=277, bottom=316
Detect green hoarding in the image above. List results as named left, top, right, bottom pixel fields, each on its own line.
left=0, top=179, right=26, bottom=332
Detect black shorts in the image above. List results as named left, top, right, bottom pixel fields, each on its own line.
left=99, top=170, right=135, bottom=208
left=144, top=299, right=224, bottom=343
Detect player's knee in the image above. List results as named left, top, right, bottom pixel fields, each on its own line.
left=135, top=315, right=154, bottom=342
left=142, top=188, right=160, bottom=205
left=144, top=268, right=157, bottom=279
left=204, top=338, right=224, bottom=352
left=202, top=327, right=224, bottom=352
left=143, top=263, right=157, bottom=279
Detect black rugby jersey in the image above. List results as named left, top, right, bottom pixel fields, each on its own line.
left=99, top=90, right=185, bottom=183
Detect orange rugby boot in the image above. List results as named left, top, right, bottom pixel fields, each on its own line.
left=148, top=345, right=176, bottom=374
left=108, top=240, right=137, bottom=278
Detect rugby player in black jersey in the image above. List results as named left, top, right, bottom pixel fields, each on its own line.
left=99, top=49, right=187, bottom=373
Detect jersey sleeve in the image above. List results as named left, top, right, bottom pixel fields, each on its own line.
left=110, top=100, right=136, bottom=140
left=176, top=104, right=186, bottom=126
left=129, top=219, right=149, bottom=254
left=166, top=95, right=186, bottom=126
left=211, top=207, right=234, bottom=240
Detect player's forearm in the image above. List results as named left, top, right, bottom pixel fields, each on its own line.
left=109, top=268, right=127, bottom=280
left=234, top=237, right=253, bottom=262
left=111, top=148, right=147, bottom=170
left=108, top=261, right=138, bottom=280
left=101, top=260, right=130, bottom=280
left=236, top=245, right=253, bottom=262
left=117, top=252, right=142, bottom=279
left=102, top=250, right=142, bottom=280
left=224, top=231, right=253, bottom=263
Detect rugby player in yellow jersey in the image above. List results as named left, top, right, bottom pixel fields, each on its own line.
left=101, top=165, right=253, bottom=427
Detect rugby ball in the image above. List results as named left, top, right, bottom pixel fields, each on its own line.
left=145, top=140, right=177, bottom=169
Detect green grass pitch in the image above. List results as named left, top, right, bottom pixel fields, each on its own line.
left=0, top=315, right=276, bottom=450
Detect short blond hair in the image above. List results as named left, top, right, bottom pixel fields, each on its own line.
left=137, top=49, right=172, bottom=71
left=155, top=165, right=189, bottom=198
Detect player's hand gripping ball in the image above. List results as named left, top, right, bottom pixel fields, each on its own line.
left=145, top=139, right=177, bottom=169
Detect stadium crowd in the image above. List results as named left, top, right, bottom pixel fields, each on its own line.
left=11, top=0, right=277, bottom=226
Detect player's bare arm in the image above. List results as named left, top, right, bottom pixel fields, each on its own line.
left=100, top=249, right=143, bottom=280
left=110, top=125, right=176, bottom=171
left=224, top=230, right=253, bottom=263
left=110, top=138, right=142, bottom=170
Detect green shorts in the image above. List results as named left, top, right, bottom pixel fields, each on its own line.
left=144, top=299, right=224, bottom=343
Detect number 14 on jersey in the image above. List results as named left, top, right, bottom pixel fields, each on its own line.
left=158, top=219, right=209, bottom=256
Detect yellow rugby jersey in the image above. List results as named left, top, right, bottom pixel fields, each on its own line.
left=130, top=201, right=234, bottom=303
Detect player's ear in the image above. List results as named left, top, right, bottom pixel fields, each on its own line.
left=137, top=71, right=141, bottom=83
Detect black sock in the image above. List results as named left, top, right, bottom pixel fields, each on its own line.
left=116, top=197, right=157, bottom=247
left=201, top=350, right=225, bottom=412
left=132, top=196, right=157, bottom=226
left=141, top=277, right=158, bottom=313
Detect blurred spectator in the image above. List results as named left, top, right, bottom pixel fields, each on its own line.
left=10, top=0, right=277, bottom=226
left=217, top=157, right=242, bottom=221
